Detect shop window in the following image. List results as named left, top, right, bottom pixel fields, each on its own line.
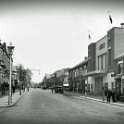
left=118, top=63, right=123, bottom=74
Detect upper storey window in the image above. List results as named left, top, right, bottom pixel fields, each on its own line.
left=99, top=42, right=105, bottom=50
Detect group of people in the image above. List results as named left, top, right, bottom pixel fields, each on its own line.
left=0, top=82, right=9, bottom=96
left=0, top=82, right=16, bottom=96
left=0, top=81, right=30, bottom=97
left=51, top=86, right=54, bottom=93
left=105, top=89, right=119, bottom=103
left=19, top=84, right=30, bottom=95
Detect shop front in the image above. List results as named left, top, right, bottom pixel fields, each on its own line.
left=115, top=74, right=124, bottom=101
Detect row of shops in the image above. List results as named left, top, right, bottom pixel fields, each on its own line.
left=68, top=26, right=124, bottom=101
left=43, top=25, right=124, bottom=101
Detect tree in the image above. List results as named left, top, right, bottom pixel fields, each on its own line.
left=16, top=65, right=32, bottom=89
left=25, top=68, right=32, bottom=86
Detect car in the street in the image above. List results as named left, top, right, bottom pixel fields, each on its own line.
left=54, top=85, right=63, bottom=94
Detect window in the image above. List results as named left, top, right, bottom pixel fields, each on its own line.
left=98, top=56, right=100, bottom=70
left=108, top=49, right=111, bottom=66
left=99, top=43, right=105, bottom=50
left=101, top=55, right=103, bottom=69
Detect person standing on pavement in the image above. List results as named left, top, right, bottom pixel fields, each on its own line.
left=12, top=84, right=15, bottom=94
left=27, top=83, right=30, bottom=92
left=102, top=86, right=105, bottom=101
left=51, top=86, right=54, bottom=94
left=18, top=84, right=22, bottom=95
left=1, top=83, right=5, bottom=95
left=107, top=89, right=112, bottom=103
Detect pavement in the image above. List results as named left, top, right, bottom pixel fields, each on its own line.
left=63, top=91, right=124, bottom=107
left=0, top=91, right=25, bottom=108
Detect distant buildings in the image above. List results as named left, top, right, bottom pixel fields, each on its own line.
left=42, top=68, right=70, bottom=89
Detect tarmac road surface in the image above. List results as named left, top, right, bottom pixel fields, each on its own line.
left=0, top=88, right=124, bottom=124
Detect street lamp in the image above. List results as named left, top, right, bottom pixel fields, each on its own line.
left=7, top=42, right=14, bottom=105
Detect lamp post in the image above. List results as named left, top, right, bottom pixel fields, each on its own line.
left=8, top=42, right=14, bottom=105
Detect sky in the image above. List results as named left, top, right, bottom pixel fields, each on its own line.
left=0, top=0, right=124, bottom=83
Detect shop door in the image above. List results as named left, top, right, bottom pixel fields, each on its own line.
left=115, top=78, right=121, bottom=95
left=95, top=77, right=103, bottom=95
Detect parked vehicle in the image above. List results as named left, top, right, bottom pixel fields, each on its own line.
left=54, top=85, right=63, bottom=94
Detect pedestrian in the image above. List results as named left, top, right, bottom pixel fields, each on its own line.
left=12, top=84, right=15, bottom=94
left=107, top=90, right=112, bottom=103
left=27, top=84, right=30, bottom=92
left=19, top=84, right=22, bottom=95
left=102, top=86, right=105, bottom=101
left=116, top=89, right=120, bottom=101
left=112, top=90, right=116, bottom=102
left=1, top=83, right=4, bottom=96
left=27, top=87, right=29, bottom=92
left=51, top=86, right=54, bottom=94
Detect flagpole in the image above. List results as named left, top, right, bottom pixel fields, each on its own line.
left=107, top=10, right=113, bottom=30
left=88, top=30, right=91, bottom=45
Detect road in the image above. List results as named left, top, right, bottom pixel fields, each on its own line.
left=0, top=89, right=124, bottom=124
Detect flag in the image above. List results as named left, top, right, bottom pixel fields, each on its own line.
left=88, top=34, right=91, bottom=40
left=109, top=15, right=112, bottom=24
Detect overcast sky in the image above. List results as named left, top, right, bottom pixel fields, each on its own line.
left=0, top=0, right=124, bottom=82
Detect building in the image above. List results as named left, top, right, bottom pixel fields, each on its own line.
left=0, top=42, right=10, bottom=96
left=85, top=42, right=96, bottom=94
left=107, top=26, right=124, bottom=98
left=42, top=25, right=124, bottom=101
left=42, top=73, right=56, bottom=88
left=54, top=68, right=70, bottom=87
left=86, top=36, right=109, bottom=95
left=69, top=57, right=88, bottom=93
left=42, top=68, right=70, bottom=89
left=63, top=69, right=70, bottom=87
left=86, top=25, right=124, bottom=97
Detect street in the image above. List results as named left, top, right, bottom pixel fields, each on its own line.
left=0, top=89, right=124, bottom=124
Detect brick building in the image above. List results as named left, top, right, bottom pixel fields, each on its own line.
left=69, top=57, right=88, bottom=93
